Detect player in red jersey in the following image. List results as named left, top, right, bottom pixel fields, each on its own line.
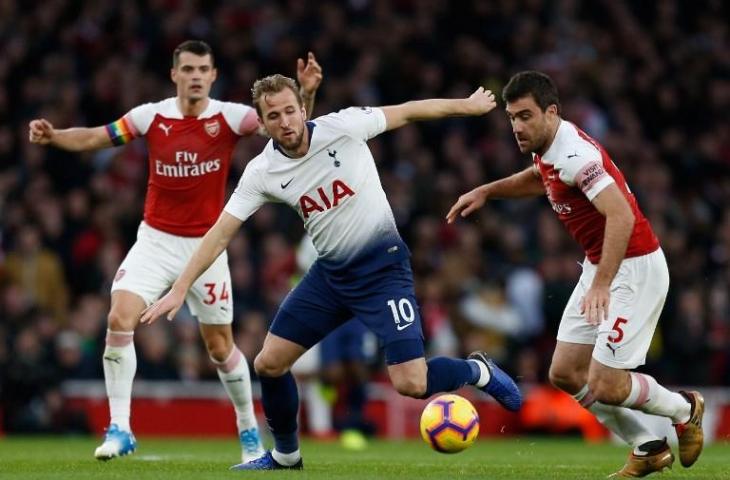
left=447, top=71, right=704, bottom=477
left=28, top=40, right=322, bottom=462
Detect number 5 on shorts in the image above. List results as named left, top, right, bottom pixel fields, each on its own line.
left=609, top=317, right=628, bottom=343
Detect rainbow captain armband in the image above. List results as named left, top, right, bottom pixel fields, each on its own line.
left=105, top=117, right=137, bottom=146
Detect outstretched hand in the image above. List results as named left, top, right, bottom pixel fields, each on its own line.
left=463, top=87, right=497, bottom=116
left=139, top=288, right=186, bottom=325
left=297, top=51, right=323, bottom=95
left=28, top=119, right=55, bottom=145
left=446, top=186, right=488, bottom=224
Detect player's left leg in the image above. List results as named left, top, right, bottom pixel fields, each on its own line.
left=198, top=323, right=264, bottom=462
left=589, top=361, right=701, bottom=468
left=352, top=260, right=521, bottom=410
left=588, top=249, right=703, bottom=469
left=187, top=249, right=263, bottom=462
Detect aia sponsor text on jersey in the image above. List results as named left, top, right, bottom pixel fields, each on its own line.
left=300, top=179, right=355, bottom=219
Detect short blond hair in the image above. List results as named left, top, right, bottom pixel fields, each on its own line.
left=251, top=74, right=302, bottom=117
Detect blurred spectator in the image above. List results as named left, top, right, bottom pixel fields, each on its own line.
left=2, top=224, right=69, bottom=323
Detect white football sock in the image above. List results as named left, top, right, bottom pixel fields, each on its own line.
left=573, top=385, right=657, bottom=448
left=272, top=448, right=301, bottom=466
left=468, top=359, right=491, bottom=388
left=621, top=372, right=691, bottom=424
left=214, top=347, right=259, bottom=433
left=103, top=330, right=136, bottom=432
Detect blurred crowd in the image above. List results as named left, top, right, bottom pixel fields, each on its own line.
left=0, top=0, right=728, bottom=433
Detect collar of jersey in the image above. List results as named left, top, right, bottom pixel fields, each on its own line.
left=273, top=121, right=316, bottom=158
left=538, top=118, right=566, bottom=163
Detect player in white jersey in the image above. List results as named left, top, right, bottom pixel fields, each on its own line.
left=140, top=74, right=523, bottom=470
left=28, top=40, right=323, bottom=462
left=447, top=71, right=703, bottom=477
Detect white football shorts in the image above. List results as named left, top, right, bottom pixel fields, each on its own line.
left=556, top=248, right=669, bottom=369
left=111, top=222, right=233, bottom=324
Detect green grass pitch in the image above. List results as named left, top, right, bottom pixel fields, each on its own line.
left=0, top=436, right=727, bottom=479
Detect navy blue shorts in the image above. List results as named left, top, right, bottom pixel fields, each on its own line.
left=270, top=259, right=425, bottom=365
left=320, top=320, right=369, bottom=366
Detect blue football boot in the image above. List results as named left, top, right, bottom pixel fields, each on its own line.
left=94, top=424, right=137, bottom=460
left=239, top=427, right=266, bottom=463
left=230, top=451, right=303, bottom=470
left=468, top=351, right=523, bottom=412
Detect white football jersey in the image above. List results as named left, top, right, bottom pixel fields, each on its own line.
left=224, top=107, right=409, bottom=275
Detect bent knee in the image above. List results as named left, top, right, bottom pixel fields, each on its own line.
left=392, top=376, right=427, bottom=398
left=587, top=377, right=625, bottom=405
left=254, top=352, right=290, bottom=378
left=548, top=365, right=585, bottom=394
left=203, top=336, right=232, bottom=363
left=107, top=310, right=137, bottom=332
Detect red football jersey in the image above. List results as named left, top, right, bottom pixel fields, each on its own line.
left=106, top=98, right=258, bottom=236
left=533, top=120, right=658, bottom=263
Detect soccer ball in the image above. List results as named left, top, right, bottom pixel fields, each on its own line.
left=420, top=394, right=480, bottom=453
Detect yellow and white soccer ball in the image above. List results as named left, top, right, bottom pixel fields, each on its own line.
left=420, top=394, right=480, bottom=453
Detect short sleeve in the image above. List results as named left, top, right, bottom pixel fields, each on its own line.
left=105, top=103, right=156, bottom=145
left=315, top=107, right=387, bottom=141
left=221, top=102, right=258, bottom=136
left=223, top=157, right=268, bottom=221
left=555, top=147, right=615, bottom=201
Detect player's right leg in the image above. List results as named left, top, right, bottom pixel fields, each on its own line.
left=231, top=333, right=308, bottom=471
left=96, top=222, right=176, bottom=460
left=549, top=341, right=670, bottom=477
left=232, top=262, right=346, bottom=470
left=94, top=290, right=145, bottom=460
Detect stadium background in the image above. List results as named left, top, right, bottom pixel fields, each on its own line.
left=0, top=0, right=728, bottom=442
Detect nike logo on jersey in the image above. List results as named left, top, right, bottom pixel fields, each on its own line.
left=281, top=178, right=294, bottom=189
left=225, top=377, right=244, bottom=383
left=159, top=122, right=172, bottom=136
left=567, top=152, right=579, bottom=159
left=396, top=322, right=414, bottom=331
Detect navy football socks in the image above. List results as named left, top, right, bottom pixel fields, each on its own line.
left=422, top=357, right=479, bottom=398
left=259, top=372, right=299, bottom=454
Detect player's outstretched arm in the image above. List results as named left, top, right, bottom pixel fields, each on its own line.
left=140, top=212, right=243, bottom=324
left=297, top=51, right=323, bottom=120
left=381, top=87, right=496, bottom=131
left=446, top=166, right=545, bottom=223
left=28, top=119, right=113, bottom=151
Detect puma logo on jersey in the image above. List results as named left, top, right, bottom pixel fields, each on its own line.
left=158, top=122, right=172, bottom=136
left=104, top=355, right=122, bottom=364
left=300, top=179, right=355, bottom=219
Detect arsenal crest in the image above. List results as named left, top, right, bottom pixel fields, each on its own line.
left=204, top=119, right=220, bottom=137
